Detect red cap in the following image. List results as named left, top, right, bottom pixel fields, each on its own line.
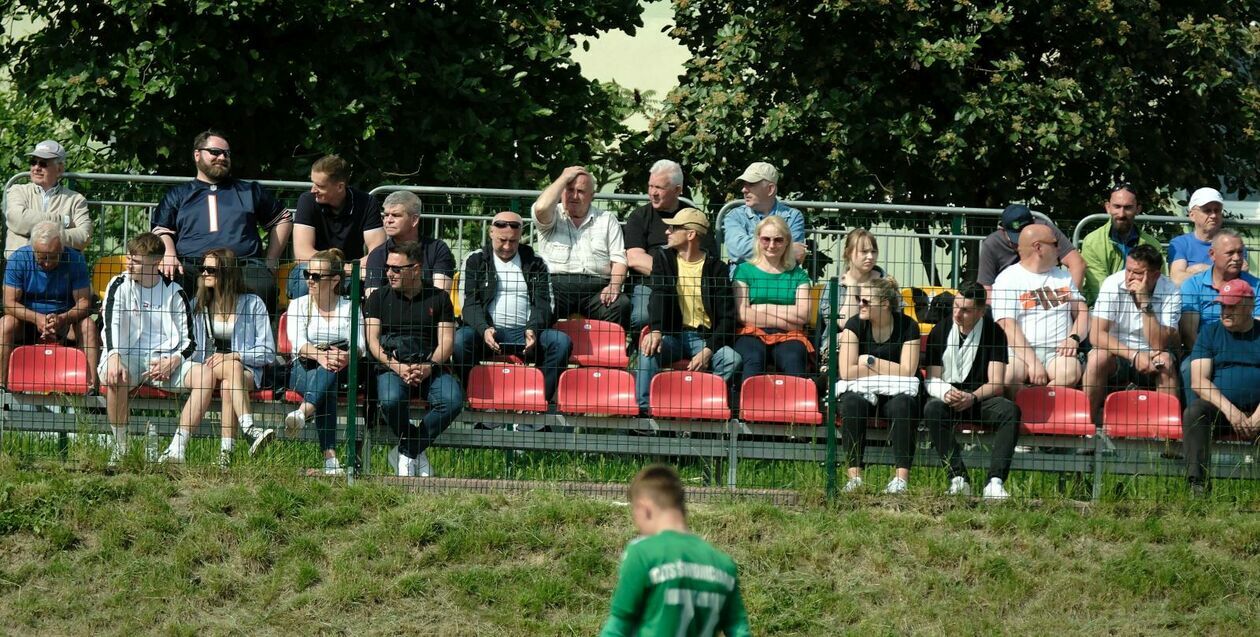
left=1216, top=279, right=1255, bottom=305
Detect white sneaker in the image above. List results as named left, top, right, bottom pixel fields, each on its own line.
left=324, top=457, right=344, bottom=476
left=107, top=445, right=124, bottom=467
left=157, top=448, right=184, bottom=464
left=284, top=409, right=308, bottom=437
left=415, top=450, right=432, bottom=478
left=947, top=476, right=972, bottom=496
left=983, top=477, right=1010, bottom=500
left=842, top=476, right=863, bottom=493
left=884, top=477, right=908, bottom=494
left=218, top=450, right=232, bottom=470
left=245, top=427, right=276, bottom=456
left=397, top=452, right=416, bottom=477
left=388, top=445, right=400, bottom=475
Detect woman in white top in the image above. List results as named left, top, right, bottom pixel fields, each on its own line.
left=283, top=248, right=366, bottom=475
left=191, top=248, right=277, bottom=465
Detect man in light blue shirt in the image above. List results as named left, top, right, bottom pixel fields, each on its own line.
left=722, top=161, right=807, bottom=271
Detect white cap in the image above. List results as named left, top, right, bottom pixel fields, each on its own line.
left=1188, top=187, right=1224, bottom=210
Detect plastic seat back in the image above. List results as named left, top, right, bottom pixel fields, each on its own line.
left=91, top=255, right=128, bottom=301
left=1016, top=386, right=1095, bottom=436
left=740, top=375, right=822, bottom=425
left=649, top=371, right=730, bottom=421
left=451, top=271, right=462, bottom=318
left=277, top=312, right=292, bottom=355
left=276, top=261, right=296, bottom=308
left=554, top=319, right=628, bottom=368
left=467, top=364, right=547, bottom=412
left=557, top=368, right=638, bottom=416
left=7, top=345, right=90, bottom=395
left=1102, top=390, right=1182, bottom=440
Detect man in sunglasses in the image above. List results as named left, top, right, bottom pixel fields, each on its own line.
left=455, top=211, right=572, bottom=414
left=151, top=129, right=293, bottom=310
left=287, top=154, right=385, bottom=299
left=977, top=204, right=1084, bottom=291
left=1079, top=185, right=1163, bottom=305
left=363, top=190, right=455, bottom=297
left=4, top=140, right=92, bottom=257
left=531, top=165, right=630, bottom=327
left=992, top=223, right=1089, bottom=390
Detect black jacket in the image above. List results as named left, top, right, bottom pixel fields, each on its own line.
left=461, top=243, right=553, bottom=335
left=646, top=246, right=735, bottom=351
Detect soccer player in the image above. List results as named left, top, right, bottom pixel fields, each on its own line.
left=600, top=464, right=751, bottom=637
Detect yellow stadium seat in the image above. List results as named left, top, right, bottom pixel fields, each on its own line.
left=451, top=271, right=462, bottom=318
left=91, top=254, right=128, bottom=300
left=276, top=261, right=296, bottom=308
left=807, top=283, right=827, bottom=329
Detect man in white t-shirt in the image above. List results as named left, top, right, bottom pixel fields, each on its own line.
left=455, top=211, right=573, bottom=412
left=1082, top=245, right=1181, bottom=422
left=992, top=224, right=1090, bottom=391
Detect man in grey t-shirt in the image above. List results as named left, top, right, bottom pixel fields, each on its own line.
left=977, top=204, right=1085, bottom=290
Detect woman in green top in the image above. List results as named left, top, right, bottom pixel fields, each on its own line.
left=733, top=216, right=813, bottom=383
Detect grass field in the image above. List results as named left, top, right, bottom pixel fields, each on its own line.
left=1, top=456, right=1257, bottom=636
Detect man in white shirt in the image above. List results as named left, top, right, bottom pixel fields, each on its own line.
left=530, top=166, right=629, bottom=327
left=1083, top=245, right=1181, bottom=422
left=454, top=211, right=572, bottom=406
left=992, top=224, right=1090, bottom=391
left=4, top=140, right=92, bottom=256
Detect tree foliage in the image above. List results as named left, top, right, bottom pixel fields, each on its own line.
left=626, top=1, right=1260, bottom=218
left=0, top=0, right=644, bottom=187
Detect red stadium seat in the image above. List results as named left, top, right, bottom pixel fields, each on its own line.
left=7, top=345, right=90, bottom=395
left=556, top=368, right=638, bottom=416
left=555, top=319, right=628, bottom=368
left=277, top=312, right=292, bottom=355
left=649, top=371, right=730, bottom=421
left=1015, top=386, right=1095, bottom=436
left=739, top=375, right=822, bottom=425
left=467, top=364, right=548, bottom=412
left=1102, top=390, right=1182, bottom=440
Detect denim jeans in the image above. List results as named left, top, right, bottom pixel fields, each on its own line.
left=630, top=284, right=652, bottom=334
left=634, top=330, right=741, bottom=411
left=287, top=262, right=309, bottom=300
left=288, top=361, right=348, bottom=452
left=376, top=368, right=464, bottom=459
left=453, top=325, right=572, bottom=401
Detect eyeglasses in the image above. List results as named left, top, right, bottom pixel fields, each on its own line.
left=303, top=270, right=338, bottom=281
left=197, top=147, right=232, bottom=158
left=492, top=220, right=522, bottom=229
left=199, top=266, right=219, bottom=276
left=758, top=236, right=787, bottom=245
left=856, top=296, right=873, bottom=306
left=385, top=263, right=419, bottom=274
left=29, top=159, right=55, bottom=168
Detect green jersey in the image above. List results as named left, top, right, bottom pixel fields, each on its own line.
left=600, top=530, right=751, bottom=637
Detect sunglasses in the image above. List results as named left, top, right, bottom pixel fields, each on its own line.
left=29, top=159, right=55, bottom=168
left=758, top=236, right=787, bottom=245
left=303, top=270, right=338, bottom=281
left=856, top=296, right=873, bottom=307
left=197, top=147, right=232, bottom=158
left=1039, top=240, right=1059, bottom=248
left=385, top=263, right=419, bottom=274
left=199, top=266, right=219, bottom=275
left=492, top=220, right=522, bottom=230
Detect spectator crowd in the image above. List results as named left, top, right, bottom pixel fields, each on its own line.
left=2, top=132, right=1255, bottom=497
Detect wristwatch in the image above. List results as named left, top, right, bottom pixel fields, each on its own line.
left=864, top=355, right=876, bottom=369
left=1068, top=333, right=1081, bottom=343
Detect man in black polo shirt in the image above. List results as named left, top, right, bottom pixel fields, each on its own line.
left=365, top=241, right=464, bottom=478
left=288, top=155, right=386, bottom=299
left=364, top=190, right=455, bottom=295
left=922, top=282, right=1020, bottom=499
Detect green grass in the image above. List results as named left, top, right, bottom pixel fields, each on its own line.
left=1, top=458, right=1257, bottom=635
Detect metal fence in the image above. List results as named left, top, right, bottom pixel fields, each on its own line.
left=1, top=171, right=1258, bottom=504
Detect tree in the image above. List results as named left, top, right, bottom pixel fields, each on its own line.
left=0, top=0, right=644, bottom=187
left=622, top=1, right=1260, bottom=280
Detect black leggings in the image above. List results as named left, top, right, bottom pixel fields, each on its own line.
left=838, top=392, right=921, bottom=470
left=923, top=396, right=1020, bottom=482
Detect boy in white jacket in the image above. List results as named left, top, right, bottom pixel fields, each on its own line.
left=100, top=233, right=215, bottom=464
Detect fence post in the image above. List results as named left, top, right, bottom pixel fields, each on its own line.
left=344, top=262, right=362, bottom=480
left=950, top=213, right=963, bottom=288
left=824, top=277, right=839, bottom=501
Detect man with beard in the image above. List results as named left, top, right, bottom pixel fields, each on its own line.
left=152, top=129, right=292, bottom=309
left=1079, top=184, right=1163, bottom=305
